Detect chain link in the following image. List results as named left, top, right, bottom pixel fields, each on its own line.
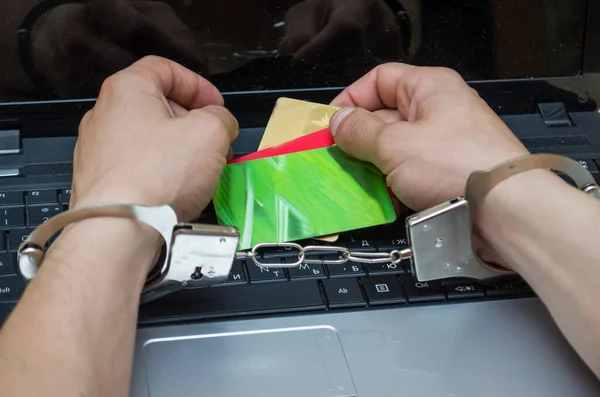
left=235, top=242, right=413, bottom=268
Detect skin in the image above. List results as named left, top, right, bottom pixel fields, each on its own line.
left=0, top=57, right=598, bottom=396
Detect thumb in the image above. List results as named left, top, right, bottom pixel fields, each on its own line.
left=182, top=105, right=239, bottom=145
left=330, top=107, right=387, bottom=166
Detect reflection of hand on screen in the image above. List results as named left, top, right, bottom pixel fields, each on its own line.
left=278, top=0, right=406, bottom=62
left=29, top=0, right=204, bottom=97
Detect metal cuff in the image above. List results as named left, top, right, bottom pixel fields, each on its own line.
left=17, top=204, right=239, bottom=303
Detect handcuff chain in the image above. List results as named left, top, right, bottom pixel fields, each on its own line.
left=235, top=242, right=413, bottom=268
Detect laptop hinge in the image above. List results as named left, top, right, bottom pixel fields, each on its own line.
left=0, top=129, right=21, bottom=155
left=537, top=102, right=573, bottom=127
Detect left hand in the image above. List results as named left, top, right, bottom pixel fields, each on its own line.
left=278, top=0, right=404, bottom=60
left=71, top=55, right=238, bottom=222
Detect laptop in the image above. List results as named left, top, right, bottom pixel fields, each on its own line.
left=1, top=0, right=600, bottom=396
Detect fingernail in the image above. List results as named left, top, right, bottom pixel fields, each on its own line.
left=330, top=107, right=356, bottom=137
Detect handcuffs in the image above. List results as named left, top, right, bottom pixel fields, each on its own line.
left=17, top=154, right=600, bottom=304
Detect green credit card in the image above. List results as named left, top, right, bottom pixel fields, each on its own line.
left=213, top=146, right=396, bottom=250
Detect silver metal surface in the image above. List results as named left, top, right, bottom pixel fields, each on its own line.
left=17, top=204, right=239, bottom=303
left=168, top=225, right=239, bottom=288
left=131, top=299, right=600, bottom=397
left=466, top=153, right=600, bottom=216
left=239, top=243, right=410, bottom=268
left=0, top=168, right=19, bottom=177
left=141, top=326, right=356, bottom=397
left=407, top=198, right=512, bottom=281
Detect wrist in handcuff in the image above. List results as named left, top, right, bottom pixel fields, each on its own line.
left=55, top=217, right=163, bottom=275
left=17, top=154, right=600, bottom=304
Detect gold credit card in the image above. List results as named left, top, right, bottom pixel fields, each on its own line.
left=259, top=98, right=340, bottom=150
left=260, top=97, right=341, bottom=242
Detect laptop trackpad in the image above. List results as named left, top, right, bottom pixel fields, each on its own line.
left=142, top=326, right=357, bottom=397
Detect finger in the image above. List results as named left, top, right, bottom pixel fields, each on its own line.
left=167, top=100, right=188, bottom=117
left=278, top=1, right=319, bottom=54
left=129, top=56, right=223, bottom=108
left=101, top=56, right=222, bottom=113
left=295, top=19, right=364, bottom=60
left=329, top=107, right=388, bottom=166
left=181, top=105, right=239, bottom=147
left=330, top=63, right=467, bottom=120
left=330, top=63, right=415, bottom=111
left=226, top=146, right=235, bottom=162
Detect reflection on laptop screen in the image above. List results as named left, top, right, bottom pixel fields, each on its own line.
left=0, top=0, right=587, bottom=102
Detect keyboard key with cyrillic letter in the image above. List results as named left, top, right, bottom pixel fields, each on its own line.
left=288, top=263, right=326, bottom=279
left=247, top=262, right=287, bottom=283
left=220, top=260, right=247, bottom=285
left=138, top=280, right=324, bottom=324
left=322, top=278, right=366, bottom=308
left=367, top=261, right=404, bottom=275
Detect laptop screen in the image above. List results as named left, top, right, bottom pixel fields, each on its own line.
left=0, top=0, right=588, bottom=103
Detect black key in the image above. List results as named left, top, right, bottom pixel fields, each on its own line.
left=377, top=236, right=409, bottom=252
left=288, top=263, right=326, bottom=279
left=260, top=246, right=303, bottom=258
left=27, top=190, right=58, bottom=204
left=60, top=188, right=72, bottom=204
left=221, top=260, right=247, bottom=285
left=9, top=228, right=34, bottom=251
left=0, top=207, right=25, bottom=228
left=28, top=204, right=64, bottom=226
left=0, top=302, right=16, bottom=325
left=403, top=275, right=445, bottom=303
left=580, top=159, right=599, bottom=173
left=362, top=275, right=407, bottom=305
left=0, top=277, right=25, bottom=301
left=0, top=192, right=23, bottom=206
left=0, top=252, right=15, bottom=276
left=326, top=257, right=366, bottom=278
left=322, top=278, right=366, bottom=308
left=367, top=261, right=404, bottom=275
left=0, top=231, right=5, bottom=252
left=339, top=235, right=377, bottom=252
left=444, top=280, right=485, bottom=300
left=485, top=282, right=524, bottom=298
left=246, top=261, right=287, bottom=283
left=138, top=280, right=324, bottom=324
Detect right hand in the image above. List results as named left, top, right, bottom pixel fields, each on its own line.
left=279, top=0, right=405, bottom=61
left=30, top=0, right=203, bottom=97
left=329, top=63, right=529, bottom=211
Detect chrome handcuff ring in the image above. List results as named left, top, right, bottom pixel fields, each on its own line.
left=17, top=154, right=600, bottom=303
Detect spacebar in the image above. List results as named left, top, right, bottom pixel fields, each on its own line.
left=138, top=281, right=325, bottom=325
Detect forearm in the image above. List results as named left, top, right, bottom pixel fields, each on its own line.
left=0, top=218, right=159, bottom=397
left=480, top=170, right=600, bottom=376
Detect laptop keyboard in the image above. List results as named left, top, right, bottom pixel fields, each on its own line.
left=0, top=185, right=536, bottom=327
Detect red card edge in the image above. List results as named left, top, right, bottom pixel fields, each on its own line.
left=228, top=127, right=334, bottom=164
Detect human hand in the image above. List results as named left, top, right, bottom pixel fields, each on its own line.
left=329, top=63, right=529, bottom=211
left=278, top=0, right=404, bottom=61
left=71, top=56, right=238, bottom=222
left=30, top=0, right=203, bottom=97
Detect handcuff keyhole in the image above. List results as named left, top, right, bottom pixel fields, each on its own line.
left=190, top=266, right=204, bottom=280
left=434, top=238, right=444, bottom=248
